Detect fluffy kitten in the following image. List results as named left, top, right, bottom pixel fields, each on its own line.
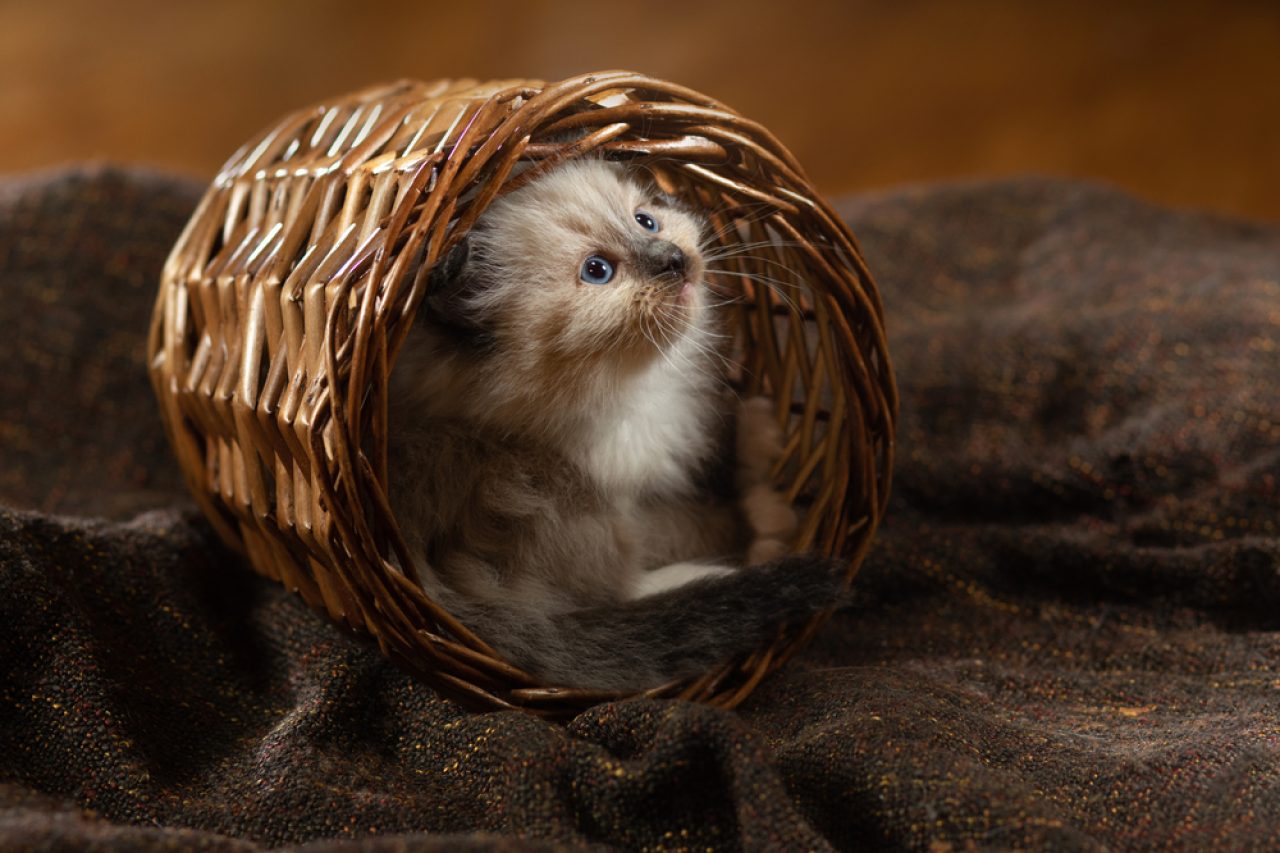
left=389, top=159, right=842, bottom=691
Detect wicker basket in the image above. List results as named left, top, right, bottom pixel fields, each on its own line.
left=147, top=72, right=897, bottom=718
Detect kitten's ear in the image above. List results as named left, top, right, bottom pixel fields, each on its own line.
left=429, top=236, right=470, bottom=292
left=424, top=236, right=489, bottom=340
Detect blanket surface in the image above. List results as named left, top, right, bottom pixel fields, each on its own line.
left=1, top=166, right=1278, bottom=852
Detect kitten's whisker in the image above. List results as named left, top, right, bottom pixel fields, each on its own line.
left=650, top=312, right=728, bottom=387
left=705, top=238, right=811, bottom=254
left=701, top=240, right=811, bottom=263
left=700, top=297, right=744, bottom=312
left=704, top=255, right=809, bottom=280
left=685, top=338, right=735, bottom=377
left=705, top=269, right=804, bottom=315
left=705, top=267, right=803, bottom=291
left=669, top=309, right=735, bottom=376
left=651, top=322, right=715, bottom=388
left=706, top=236, right=806, bottom=250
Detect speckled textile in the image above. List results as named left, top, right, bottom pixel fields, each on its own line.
left=2, top=167, right=1278, bottom=852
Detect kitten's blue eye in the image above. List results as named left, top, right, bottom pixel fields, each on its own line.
left=634, top=210, right=659, bottom=232
left=580, top=255, right=615, bottom=285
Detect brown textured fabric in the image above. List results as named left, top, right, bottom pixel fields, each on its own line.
left=2, top=167, right=1278, bottom=851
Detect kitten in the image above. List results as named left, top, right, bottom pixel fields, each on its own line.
left=389, top=159, right=842, bottom=691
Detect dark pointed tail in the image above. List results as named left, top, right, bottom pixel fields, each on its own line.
left=436, top=555, right=849, bottom=692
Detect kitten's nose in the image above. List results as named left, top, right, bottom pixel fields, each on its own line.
left=641, top=240, right=686, bottom=279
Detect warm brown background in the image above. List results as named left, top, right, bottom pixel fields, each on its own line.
left=4, top=0, right=1278, bottom=220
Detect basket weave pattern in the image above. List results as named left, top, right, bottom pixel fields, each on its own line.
left=148, top=72, right=897, bottom=716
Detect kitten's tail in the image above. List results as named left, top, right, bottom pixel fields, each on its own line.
left=432, top=555, right=849, bottom=693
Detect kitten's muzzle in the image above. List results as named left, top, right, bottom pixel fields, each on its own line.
left=639, top=239, right=687, bottom=281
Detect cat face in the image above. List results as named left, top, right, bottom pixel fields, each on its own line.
left=432, top=160, right=710, bottom=367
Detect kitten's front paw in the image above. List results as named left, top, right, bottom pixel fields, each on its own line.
left=741, top=482, right=798, bottom=565
left=736, top=396, right=786, bottom=486
left=736, top=396, right=797, bottom=565
left=747, top=537, right=790, bottom=565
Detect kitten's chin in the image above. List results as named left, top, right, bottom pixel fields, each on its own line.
left=636, top=307, right=697, bottom=357
left=676, top=279, right=697, bottom=306
left=666, top=277, right=705, bottom=327
left=611, top=276, right=706, bottom=367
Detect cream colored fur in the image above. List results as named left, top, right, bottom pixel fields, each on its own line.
left=388, top=159, right=800, bottom=686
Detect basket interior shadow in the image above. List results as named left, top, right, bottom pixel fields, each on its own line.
left=148, top=72, right=897, bottom=718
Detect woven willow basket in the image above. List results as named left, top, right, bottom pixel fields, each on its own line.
left=148, top=72, right=896, bottom=717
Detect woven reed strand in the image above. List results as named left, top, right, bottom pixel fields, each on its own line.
left=147, top=72, right=898, bottom=718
